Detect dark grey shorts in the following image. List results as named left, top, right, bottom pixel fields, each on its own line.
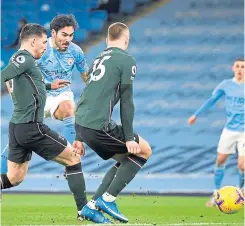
left=75, top=124, right=139, bottom=160
left=8, top=122, right=67, bottom=163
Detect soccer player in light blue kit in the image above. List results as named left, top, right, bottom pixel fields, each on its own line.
left=188, top=58, right=244, bottom=207
left=40, top=14, right=88, bottom=143
left=1, top=15, right=88, bottom=179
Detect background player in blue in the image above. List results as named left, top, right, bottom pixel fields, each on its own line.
left=188, top=58, right=244, bottom=207
left=39, top=14, right=88, bottom=145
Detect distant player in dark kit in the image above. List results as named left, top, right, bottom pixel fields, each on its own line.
left=75, top=22, right=152, bottom=223
left=0, top=23, right=87, bottom=220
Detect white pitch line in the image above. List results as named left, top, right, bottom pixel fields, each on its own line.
left=27, top=223, right=244, bottom=226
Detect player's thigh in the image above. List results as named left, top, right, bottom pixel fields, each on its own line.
left=15, top=123, right=68, bottom=162
left=217, top=129, right=237, bottom=155
left=7, top=160, right=29, bottom=185
left=53, top=92, right=75, bottom=119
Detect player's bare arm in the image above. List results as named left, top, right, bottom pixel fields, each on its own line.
left=50, top=79, right=71, bottom=90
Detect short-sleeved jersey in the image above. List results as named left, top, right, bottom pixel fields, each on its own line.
left=1, top=50, right=47, bottom=123
left=38, top=38, right=87, bottom=96
left=213, top=79, right=244, bottom=131
left=75, top=47, right=137, bottom=141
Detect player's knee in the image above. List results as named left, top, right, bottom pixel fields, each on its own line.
left=216, top=157, right=227, bottom=166
left=7, top=173, right=24, bottom=186
left=140, top=142, right=152, bottom=160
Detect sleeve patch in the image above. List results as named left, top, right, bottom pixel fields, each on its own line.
left=15, top=55, right=26, bottom=64
left=131, top=65, right=137, bottom=80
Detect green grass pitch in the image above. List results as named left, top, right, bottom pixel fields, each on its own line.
left=1, top=194, right=244, bottom=225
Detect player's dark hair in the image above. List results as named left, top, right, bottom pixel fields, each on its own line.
left=50, top=14, right=78, bottom=32
left=108, top=22, right=129, bottom=41
left=20, top=23, right=47, bottom=41
left=235, top=58, right=244, bottom=62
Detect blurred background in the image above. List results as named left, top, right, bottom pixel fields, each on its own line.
left=1, top=0, right=244, bottom=194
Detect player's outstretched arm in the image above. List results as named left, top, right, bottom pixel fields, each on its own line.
left=187, top=90, right=224, bottom=125
left=45, top=79, right=71, bottom=90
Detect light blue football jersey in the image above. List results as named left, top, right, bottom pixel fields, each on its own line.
left=38, top=38, right=87, bottom=96
left=213, top=78, right=244, bottom=131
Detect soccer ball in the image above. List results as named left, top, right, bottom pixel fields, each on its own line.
left=214, top=186, right=244, bottom=214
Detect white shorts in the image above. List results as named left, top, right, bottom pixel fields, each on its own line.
left=217, top=128, right=245, bottom=156
left=44, top=91, right=74, bottom=119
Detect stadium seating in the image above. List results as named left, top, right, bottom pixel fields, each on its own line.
left=1, top=0, right=244, bottom=193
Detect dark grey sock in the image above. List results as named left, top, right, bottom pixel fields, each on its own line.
left=1, top=174, right=13, bottom=189
left=106, top=155, right=147, bottom=197
left=66, top=163, right=87, bottom=210
left=92, top=162, right=120, bottom=201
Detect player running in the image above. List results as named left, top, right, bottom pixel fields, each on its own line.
left=188, top=58, right=244, bottom=206
left=0, top=23, right=87, bottom=219
left=1, top=15, right=88, bottom=180
left=75, top=22, right=152, bottom=223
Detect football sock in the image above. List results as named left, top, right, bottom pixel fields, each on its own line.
left=0, top=174, right=13, bottom=189
left=106, top=154, right=147, bottom=197
left=214, top=164, right=226, bottom=190
left=87, top=199, right=97, bottom=209
left=238, top=169, right=244, bottom=189
left=1, top=144, right=9, bottom=174
left=103, top=192, right=116, bottom=202
left=92, top=162, right=120, bottom=201
left=63, top=116, right=75, bottom=145
left=66, top=162, right=87, bottom=210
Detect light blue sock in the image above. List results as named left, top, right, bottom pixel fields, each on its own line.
left=1, top=144, right=9, bottom=174
left=214, top=164, right=226, bottom=190
left=63, top=116, right=75, bottom=145
left=238, top=170, right=244, bottom=189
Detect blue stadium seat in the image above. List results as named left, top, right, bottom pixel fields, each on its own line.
left=90, top=10, right=108, bottom=21
left=74, top=29, right=88, bottom=42
left=136, top=0, right=152, bottom=4
left=119, top=0, right=136, bottom=14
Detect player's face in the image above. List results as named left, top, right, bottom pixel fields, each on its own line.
left=52, top=26, right=74, bottom=51
left=33, top=34, right=47, bottom=59
left=233, top=61, right=244, bottom=81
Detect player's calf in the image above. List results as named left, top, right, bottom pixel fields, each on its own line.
left=53, top=146, right=87, bottom=212
left=1, top=161, right=29, bottom=188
